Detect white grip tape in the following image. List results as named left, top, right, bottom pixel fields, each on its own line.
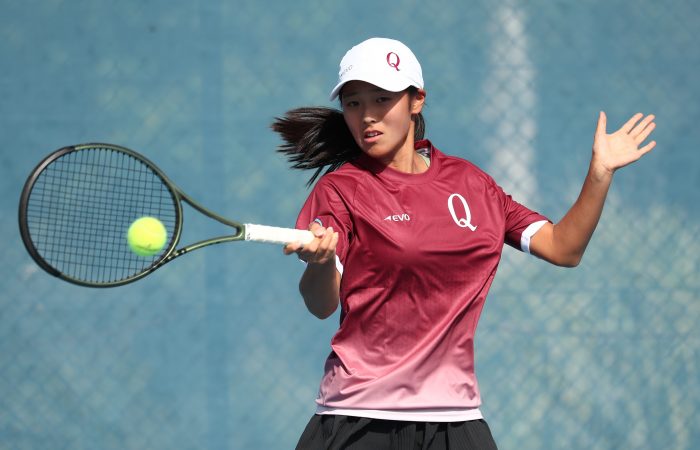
left=244, top=223, right=314, bottom=245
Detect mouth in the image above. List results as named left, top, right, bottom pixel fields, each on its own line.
left=363, top=130, right=383, bottom=143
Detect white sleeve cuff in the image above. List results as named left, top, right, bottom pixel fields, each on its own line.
left=335, top=255, right=344, bottom=275
left=521, top=220, right=548, bottom=254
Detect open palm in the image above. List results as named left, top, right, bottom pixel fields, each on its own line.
left=593, top=112, right=657, bottom=175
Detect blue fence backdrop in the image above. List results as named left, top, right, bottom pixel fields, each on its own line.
left=1, top=1, right=698, bottom=449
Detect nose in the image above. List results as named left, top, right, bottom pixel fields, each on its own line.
left=361, top=105, right=377, bottom=124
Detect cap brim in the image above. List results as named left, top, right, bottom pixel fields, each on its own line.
left=329, top=72, right=414, bottom=101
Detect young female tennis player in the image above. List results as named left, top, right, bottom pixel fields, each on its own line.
left=275, top=37, right=656, bottom=450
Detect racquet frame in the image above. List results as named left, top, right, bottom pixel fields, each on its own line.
left=19, top=143, right=312, bottom=287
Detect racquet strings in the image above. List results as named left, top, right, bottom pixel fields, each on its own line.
left=24, top=147, right=178, bottom=284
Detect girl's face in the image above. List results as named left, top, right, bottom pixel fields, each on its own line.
left=340, top=81, right=425, bottom=164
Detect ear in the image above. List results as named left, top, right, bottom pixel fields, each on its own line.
left=410, top=89, right=426, bottom=114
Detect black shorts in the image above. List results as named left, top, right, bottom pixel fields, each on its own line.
left=295, top=414, right=498, bottom=450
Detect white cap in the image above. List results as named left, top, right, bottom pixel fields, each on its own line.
left=329, top=37, right=424, bottom=101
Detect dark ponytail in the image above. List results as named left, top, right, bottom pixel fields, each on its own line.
left=272, top=87, right=426, bottom=186
left=272, top=107, right=359, bottom=186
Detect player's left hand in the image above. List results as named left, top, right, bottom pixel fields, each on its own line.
left=591, top=112, right=657, bottom=179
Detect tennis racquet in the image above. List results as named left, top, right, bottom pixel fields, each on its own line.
left=18, top=143, right=314, bottom=287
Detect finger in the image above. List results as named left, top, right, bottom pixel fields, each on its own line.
left=330, top=231, right=339, bottom=251
left=310, top=227, right=334, bottom=260
left=320, top=231, right=339, bottom=264
left=620, top=112, right=644, bottom=134
left=283, top=242, right=301, bottom=255
left=297, top=237, right=319, bottom=256
left=634, top=121, right=656, bottom=144
left=317, top=227, right=335, bottom=251
left=595, top=111, right=607, bottom=138
left=308, top=221, right=327, bottom=238
left=639, top=140, right=657, bottom=155
left=630, top=114, right=655, bottom=138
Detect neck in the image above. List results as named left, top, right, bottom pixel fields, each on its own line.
left=386, top=150, right=428, bottom=174
left=381, top=126, right=428, bottom=174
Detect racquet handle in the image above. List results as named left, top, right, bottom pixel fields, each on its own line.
left=244, top=224, right=315, bottom=245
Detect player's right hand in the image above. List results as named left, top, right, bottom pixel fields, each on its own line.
left=283, top=221, right=338, bottom=265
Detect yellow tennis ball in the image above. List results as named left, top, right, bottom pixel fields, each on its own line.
left=127, top=217, right=167, bottom=257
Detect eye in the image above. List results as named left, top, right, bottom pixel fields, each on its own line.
left=343, top=100, right=359, bottom=108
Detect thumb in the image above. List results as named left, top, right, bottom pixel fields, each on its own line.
left=595, top=111, right=607, bottom=138
left=308, top=221, right=326, bottom=238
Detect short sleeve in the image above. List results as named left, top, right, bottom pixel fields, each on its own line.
left=296, top=178, right=353, bottom=270
left=498, top=186, right=550, bottom=253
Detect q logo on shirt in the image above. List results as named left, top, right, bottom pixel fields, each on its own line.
left=448, top=193, right=477, bottom=231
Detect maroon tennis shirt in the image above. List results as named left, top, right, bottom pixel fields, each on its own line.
left=296, top=140, right=549, bottom=420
